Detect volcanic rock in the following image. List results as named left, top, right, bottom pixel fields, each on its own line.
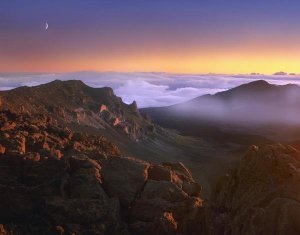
left=0, top=110, right=206, bottom=235
left=148, top=165, right=172, bottom=181
left=101, top=156, right=150, bottom=207
left=211, top=144, right=300, bottom=235
left=0, top=145, right=5, bottom=154
left=0, top=80, right=154, bottom=140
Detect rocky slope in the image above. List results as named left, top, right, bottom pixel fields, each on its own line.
left=0, top=110, right=207, bottom=235
left=0, top=80, right=154, bottom=140
left=210, top=144, right=300, bottom=235
left=0, top=79, right=240, bottom=196
left=2, top=108, right=300, bottom=234
left=2, top=80, right=300, bottom=234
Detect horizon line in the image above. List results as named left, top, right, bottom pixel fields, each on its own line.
left=1, top=70, right=300, bottom=77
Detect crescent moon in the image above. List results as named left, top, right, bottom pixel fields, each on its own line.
left=45, top=22, right=49, bottom=31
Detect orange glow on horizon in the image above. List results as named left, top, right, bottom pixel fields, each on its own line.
left=1, top=41, right=300, bottom=75
left=2, top=0, right=300, bottom=75
left=1, top=57, right=300, bottom=75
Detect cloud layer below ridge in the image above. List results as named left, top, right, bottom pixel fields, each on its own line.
left=0, top=72, right=300, bottom=108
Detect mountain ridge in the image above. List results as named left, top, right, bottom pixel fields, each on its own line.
left=141, top=79, right=300, bottom=142
left=1, top=79, right=229, bottom=190
left=0, top=79, right=153, bottom=141
left=1, top=79, right=300, bottom=234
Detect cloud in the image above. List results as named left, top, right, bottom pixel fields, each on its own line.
left=1, top=72, right=300, bottom=108
left=114, top=80, right=224, bottom=107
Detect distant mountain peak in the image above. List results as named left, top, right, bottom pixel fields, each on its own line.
left=249, top=79, right=269, bottom=85
left=232, top=80, right=299, bottom=93
left=273, top=71, right=288, bottom=76
left=237, top=79, right=270, bottom=88
left=214, top=80, right=274, bottom=98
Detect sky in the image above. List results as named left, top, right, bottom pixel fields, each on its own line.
left=1, top=0, right=300, bottom=74
left=1, top=72, right=300, bottom=107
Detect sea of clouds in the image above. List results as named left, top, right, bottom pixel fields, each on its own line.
left=0, top=72, right=300, bottom=108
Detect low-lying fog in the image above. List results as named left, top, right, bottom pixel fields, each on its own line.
left=1, top=71, right=300, bottom=108
left=169, top=83, right=300, bottom=126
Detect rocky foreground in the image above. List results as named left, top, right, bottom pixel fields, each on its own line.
left=211, top=144, right=300, bottom=235
left=2, top=110, right=300, bottom=235
left=0, top=110, right=206, bottom=235
left=1, top=80, right=300, bottom=235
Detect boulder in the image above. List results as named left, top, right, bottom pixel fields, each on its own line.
left=162, top=162, right=193, bottom=180
left=148, top=163, right=201, bottom=197
left=101, top=156, right=150, bottom=207
left=182, top=181, right=202, bottom=197
left=130, top=178, right=204, bottom=235
left=148, top=165, right=172, bottom=181
left=211, top=144, right=300, bottom=234
left=68, top=155, right=105, bottom=199
left=141, top=180, right=188, bottom=203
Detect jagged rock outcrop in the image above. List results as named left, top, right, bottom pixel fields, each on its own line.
left=0, top=80, right=154, bottom=140
left=0, top=110, right=206, bottom=235
left=129, top=162, right=205, bottom=235
left=101, top=156, right=150, bottom=207
left=0, top=110, right=119, bottom=161
left=211, top=144, right=300, bottom=235
left=3, top=82, right=300, bottom=234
